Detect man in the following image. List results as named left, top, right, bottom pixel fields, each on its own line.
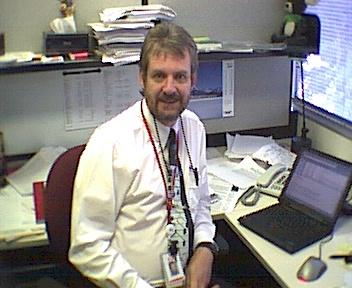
left=69, top=22, right=218, bottom=288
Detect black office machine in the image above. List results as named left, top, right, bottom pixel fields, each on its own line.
left=272, top=0, right=320, bottom=58
left=43, top=32, right=89, bottom=56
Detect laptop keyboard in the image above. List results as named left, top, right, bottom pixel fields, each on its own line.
left=238, top=203, right=332, bottom=253
left=272, top=206, right=315, bottom=227
left=265, top=205, right=326, bottom=237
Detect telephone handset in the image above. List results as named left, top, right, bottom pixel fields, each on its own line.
left=240, top=164, right=290, bottom=206
left=256, top=163, right=290, bottom=197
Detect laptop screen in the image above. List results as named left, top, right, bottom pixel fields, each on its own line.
left=284, top=150, right=352, bottom=219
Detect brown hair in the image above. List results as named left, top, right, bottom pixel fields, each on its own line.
left=139, top=22, right=198, bottom=77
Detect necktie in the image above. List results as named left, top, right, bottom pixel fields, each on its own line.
left=166, top=128, right=189, bottom=265
left=168, top=128, right=177, bottom=168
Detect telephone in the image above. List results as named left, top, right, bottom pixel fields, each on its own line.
left=240, top=164, right=290, bottom=206
left=256, top=164, right=290, bottom=197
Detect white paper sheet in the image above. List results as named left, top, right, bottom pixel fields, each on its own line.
left=99, top=4, right=176, bottom=23
left=64, top=65, right=141, bottom=130
left=222, top=60, right=235, bottom=117
left=225, top=133, right=275, bottom=159
left=208, top=173, right=243, bottom=214
left=252, top=142, right=296, bottom=167
left=0, top=185, right=45, bottom=234
left=6, top=146, right=67, bottom=196
left=207, top=156, right=266, bottom=189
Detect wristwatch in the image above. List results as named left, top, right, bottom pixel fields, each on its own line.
left=196, top=241, right=219, bottom=258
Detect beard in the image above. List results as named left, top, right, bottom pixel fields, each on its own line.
left=144, top=90, right=190, bottom=125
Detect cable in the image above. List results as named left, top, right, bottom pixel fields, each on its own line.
left=240, top=186, right=261, bottom=206
left=292, top=60, right=312, bottom=154
left=300, top=60, right=309, bottom=141
left=318, top=234, right=333, bottom=259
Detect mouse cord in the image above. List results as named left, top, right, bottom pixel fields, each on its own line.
left=318, top=234, right=334, bottom=259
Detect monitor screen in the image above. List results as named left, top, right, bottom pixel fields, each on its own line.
left=285, top=150, right=352, bottom=218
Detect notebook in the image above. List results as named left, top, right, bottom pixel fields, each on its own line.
left=238, top=148, right=352, bottom=254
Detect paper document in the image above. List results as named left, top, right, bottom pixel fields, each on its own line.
left=0, top=185, right=45, bottom=234
left=99, top=5, right=176, bottom=23
left=222, top=60, right=235, bottom=117
left=208, top=174, right=243, bottom=214
left=252, top=143, right=296, bottom=167
left=6, top=146, right=66, bottom=196
left=64, top=65, right=141, bottom=130
left=102, top=53, right=140, bottom=65
left=207, top=156, right=266, bottom=189
left=88, top=22, right=154, bottom=32
left=206, top=146, right=227, bottom=160
left=225, top=133, right=275, bottom=159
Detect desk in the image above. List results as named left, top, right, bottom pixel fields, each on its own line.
left=3, top=148, right=350, bottom=287
left=223, top=195, right=352, bottom=288
left=2, top=189, right=351, bottom=287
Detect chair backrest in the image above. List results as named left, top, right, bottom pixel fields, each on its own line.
left=44, top=144, right=86, bottom=264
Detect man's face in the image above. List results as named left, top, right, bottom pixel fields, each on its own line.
left=140, top=51, right=196, bottom=127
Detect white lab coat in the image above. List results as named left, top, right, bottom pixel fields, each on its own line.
left=69, top=100, right=215, bottom=287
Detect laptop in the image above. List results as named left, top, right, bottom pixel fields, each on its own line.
left=238, top=148, right=352, bottom=254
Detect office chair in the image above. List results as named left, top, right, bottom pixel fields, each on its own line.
left=44, top=144, right=97, bottom=288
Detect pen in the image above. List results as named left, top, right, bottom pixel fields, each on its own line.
left=330, top=254, right=352, bottom=258
left=329, top=255, right=352, bottom=263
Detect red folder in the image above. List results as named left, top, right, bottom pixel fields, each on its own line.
left=33, top=181, right=45, bottom=223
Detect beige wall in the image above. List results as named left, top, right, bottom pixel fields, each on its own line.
left=0, top=0, right=139, bottom=53
left=0, top=0, right=284, bottom=53
left=297, top=116, right=352, bottom=163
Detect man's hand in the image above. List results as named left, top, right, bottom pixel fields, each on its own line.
left=185, top=246, right=214, bottom=288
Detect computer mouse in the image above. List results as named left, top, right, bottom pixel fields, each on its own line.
left=297, top=256, right=327, bottom=282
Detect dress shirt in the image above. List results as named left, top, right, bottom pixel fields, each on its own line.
left=69, top=99, right=216, bottom=288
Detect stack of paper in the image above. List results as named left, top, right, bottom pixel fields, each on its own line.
left=225, top=133, right=275, bottom=159
left=0, top=51, right=36, bottom=67
left=224, top=133, right=296, bottom=167
left=193, top=36, right=223, bottom=52
left=89, top=22, right=153, bottom=46
left=99, top=5, right=176, bottom=23
left=89, top=4, right=176, bottom=65
left=0, top=185, right=46, bottom=236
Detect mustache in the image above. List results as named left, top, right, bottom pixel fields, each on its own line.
left=159, top=92, right=180, bottom=102
left=139, top=89, right=180, bottom=101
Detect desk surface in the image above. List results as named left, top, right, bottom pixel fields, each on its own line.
left=1, top=192, right=351, bottom=287
left=224, top=195, right=352, bottom=288
left=1, top=160, right=351, bottom=287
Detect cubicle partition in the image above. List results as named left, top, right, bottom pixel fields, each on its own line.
left=0, top=53, right=292, bottom=156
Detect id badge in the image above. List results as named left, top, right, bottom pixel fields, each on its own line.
left=161, top=252, right=185, bottom=288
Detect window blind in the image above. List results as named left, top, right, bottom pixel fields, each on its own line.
left=297, top=1, right=352, bottom=124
